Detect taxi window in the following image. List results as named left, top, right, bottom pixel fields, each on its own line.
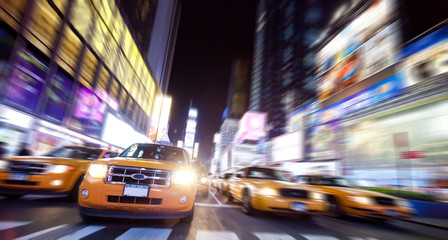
left=120, top=144, right=187, bottom=163
left=103, top=152, right=118, bottom=158
left=43, top=147, right=102, bottom=160
left=297, top=176, right=310, bottom=184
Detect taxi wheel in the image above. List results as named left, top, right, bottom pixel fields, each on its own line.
left=217, top=187, right=221, bottom=193
left=227, top=190, right=234, bottom=202
left=80, top=213, right=97, bottom=222
left=180, top=206, right=194, bottom=223
left=68, top=175, right=84, bottom=201
left=242, top=190, right=257, bottom=216
left=327, top=195, right=343, bottom=218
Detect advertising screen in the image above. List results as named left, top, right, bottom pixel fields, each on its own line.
left=5, top=50, right=47, bottom=112
left=315, top=0, right=399, bottom=102
left=69, top=86, right=106, bottom=138
left=400, top=24, right=448, bottom=87
left=43, top=70, right=73, bottom=122
left=305, top=120, right=343, bottom=161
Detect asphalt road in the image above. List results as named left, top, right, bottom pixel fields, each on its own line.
left=0, top=189, right=446, bottom=240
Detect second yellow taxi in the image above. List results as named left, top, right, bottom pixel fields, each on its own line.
left=227, top=167, right=327, bottom=216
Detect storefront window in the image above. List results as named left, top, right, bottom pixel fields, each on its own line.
left=0, top=25, right=15, bottom=83
left=97, top=65, right=110, bottom=91
left=0, top=0, right=29, bottom=29
left=56, top=27, right=82, bottom=75
left=79, top=48, right=97, bottom=88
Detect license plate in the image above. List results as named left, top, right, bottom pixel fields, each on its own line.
left=123, top=184, right=149, bottom=197
left=387, top=210, right=397, bottom=217
left=9, top=173, right=29, bottom=181
left=291, top=202, right=306, bottom=212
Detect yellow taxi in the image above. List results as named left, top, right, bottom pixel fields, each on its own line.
left=196, top=173, right=209, bottom=197
left=78, top=143, right=197, bottom=223
left=217, top=172, right=233, bottom=194
left=0, top=146, right=117, bottom=200
left=211, top=174, right=219, bottom=189
left=296, top=175, right=414, bottom=219
left=227, top=167, right=327, bottom=216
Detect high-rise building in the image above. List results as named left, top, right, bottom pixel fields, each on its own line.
left=226, top=58, right=251, bottom=118
left=116, top=0, right=181, bottom=94
left=250, top=0, right=351, bottom=138
left=0, top=0, right=177, bottom=153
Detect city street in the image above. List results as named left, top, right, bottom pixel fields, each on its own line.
left=0, top=189, right=446, bottom=240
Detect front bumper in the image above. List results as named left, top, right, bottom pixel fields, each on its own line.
left=0, top=172, right=77, bottom=195
left=344, top=203, right=413, bottom=219
left=251, top=195, right=327, bottom=214
left=80, top=206, right=192, bottom=220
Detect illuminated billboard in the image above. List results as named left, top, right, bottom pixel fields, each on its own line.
left=235, top=111, right=267, bottom=143
left=315, top=0, right=399, bottom=102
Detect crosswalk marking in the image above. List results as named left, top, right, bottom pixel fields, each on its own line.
left=16, top=224, right=69, bottom=240
left=115, top=228, right=172, bottom=240
left=255, top=232, right=296, bottom=240
left=0, top=221, right=31, bottom=231
left=196, top=230, right=239, bottom=240
left=194, top=203, right=239, bottom=208
left=302, top=234, right=339, bottom=240
left=58, top=226, right=106, bottom=240
left=349, top=237, right=378, bottom=240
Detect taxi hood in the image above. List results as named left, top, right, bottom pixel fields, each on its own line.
left=93, top=157, right=190, bottom=171
left=5, top=156, right=88, bottom=165
left=249, top=179, right=318, bottom=192
left=318, top=185, right=396, bottom=198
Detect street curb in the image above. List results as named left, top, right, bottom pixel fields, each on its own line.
left=403, top=219, right=448, bottom=231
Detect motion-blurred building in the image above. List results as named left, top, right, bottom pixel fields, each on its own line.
left=0, top=0, right=178, bottom=155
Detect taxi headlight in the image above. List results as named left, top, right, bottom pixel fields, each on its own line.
left=48, top=165, right=72, bottom=174
left=310, top=192, right=324, bottom=200
left=347, top=196, right=373, bottom=205
left=173, top=170, right=196, bottom=185
left=259, top=188, right=277, bottom=196
left=200, top=177, right=208, bottom=184
left=88, top=164, right=108, bottom=179
left=0, top=160, right=9, bottom=170
left=397, top=199, right=411, bottom=208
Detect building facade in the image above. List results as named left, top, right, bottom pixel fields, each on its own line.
left=0, top=0, right=176, bottom=154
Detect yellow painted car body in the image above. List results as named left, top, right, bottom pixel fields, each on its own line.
left=0, top=146, right=116, bottom=198
left=228, top=167, right=327, bottom=215
left=78, top=144, right=197, bottom=222
left=297, top=175, right=414, bottom=219
left=217, top=172, right=233, bottom=193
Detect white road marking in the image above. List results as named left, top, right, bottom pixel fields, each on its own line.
left=349, top=237, right=378, bottom=240
left=58, top=225, right=106, bottom=240
left=209, top=190, right=223, bottom=205
left=115, top=228, right=172, bottom=240
left=302, top=234, right=339, bottom=240
left=196, top=230, right=239, bottom=240
left=0, top=221, right=31, bottom=231
left=194, top=203, right=239, bottom=208
left=254, top=232, right=295, bottom=240
left=16, top=224, right=69, bottom=240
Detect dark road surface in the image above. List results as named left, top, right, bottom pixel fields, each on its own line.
left=0, top=189, right=446, bottom=240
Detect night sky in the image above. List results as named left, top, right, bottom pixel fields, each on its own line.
left=167, top=0, right=257, bottom=166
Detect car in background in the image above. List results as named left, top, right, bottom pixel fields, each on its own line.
left=78, top=143, right=197, bottom=223
left=210, top=174, right=219, bottom=189
left=296, top=175, right=414, bottom=219
left=217, top=172, right=233, bottom=194
left=0, top=146, right=118, bottom=200
left=197, top=173, right=209, bottom=197
left=227, top=167, right=327, bottom=216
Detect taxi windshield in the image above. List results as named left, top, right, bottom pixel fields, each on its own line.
left=319, top=177, right=357, bottom=188
left=43, top=146, right=102, bottom=160
left=246, top=168, right=290, bottom=181
left=120, top=144, right=187, bottom=162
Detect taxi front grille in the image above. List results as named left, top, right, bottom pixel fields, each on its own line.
left=8, top=162, right=48, bottom=175
left=4, top=180, right=38, bottom=186
left=374, top=197, right=396, bottom=206
left=107, top=195, right=162, bottom=205
left=106, top=165, right=171, bottom=187
left=279, top=189, right=308, bottom=199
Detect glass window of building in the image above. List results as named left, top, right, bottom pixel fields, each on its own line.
left=56, top=27, right=82, bottom=75
left=119, top=89, right=128, bottom=112
left=43, top=68, right=73, bottom=122
left=0, top=0, right=29, bottom=29
left=91, top=17, right=107, bottom=59
left=109, top=77, right=120, bottom=102
left=70, top=0, right=93, bottom=39
left=24, top=0, right=62, bottom=57
left=97, top=65, right=110, bottom=91
left=51, top=0, right=69, bottom=14
left=79, top=48, right=97, bottom=88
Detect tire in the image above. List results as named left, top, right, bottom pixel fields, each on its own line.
left=242, top=189, right=257, bottom=216
left=67, top=175, right=84, bottom=202
left=3, top=194, right=24, bottom=199
left=227, top=189, right=234, bottom=202
left=80, top=212, right=97, bottom=222
left=180, top=207, right=194, bottom=223
left=327, top=195, right=343, bottom=218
